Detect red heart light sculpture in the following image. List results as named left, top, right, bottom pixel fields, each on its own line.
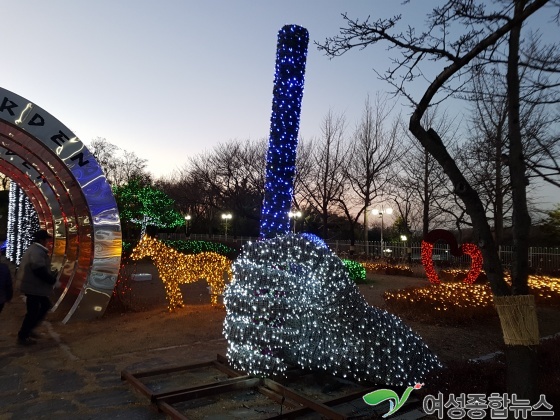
left=421, top=229, right=483, bottom=285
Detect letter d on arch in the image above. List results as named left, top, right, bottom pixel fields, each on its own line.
left=0, top=87, right=121, bottom=323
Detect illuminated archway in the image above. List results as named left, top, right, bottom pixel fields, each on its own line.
left=0, top=87, right=121, bottom=323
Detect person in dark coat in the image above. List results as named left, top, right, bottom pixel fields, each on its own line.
left=0, top=258, right=13, bottom=314
left=17, top=230, right=57, bottom=345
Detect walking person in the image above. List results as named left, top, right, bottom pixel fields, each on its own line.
left=0, top=254, right=13, bottom=314
left=17, top=230, right=57, bottom=346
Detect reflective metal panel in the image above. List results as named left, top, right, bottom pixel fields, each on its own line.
left=0, top=87, right=121, bottom=323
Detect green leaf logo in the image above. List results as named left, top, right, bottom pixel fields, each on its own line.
left=363, top=383, right=423, bottom=418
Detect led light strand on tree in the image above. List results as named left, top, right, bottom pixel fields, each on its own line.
left=260, top=25, right=309, bottom=239
left=223, top=233, right=441, bottom=386
left=342, top=259, right=366, bottom=283
left=6, top=183, right=39, bottom=264
left=113, top=179, right=184, bottom=238
left=6, top=182, right=17, bottom=262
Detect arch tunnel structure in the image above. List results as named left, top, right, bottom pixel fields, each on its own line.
left=0, top=87, right=121, bottom=323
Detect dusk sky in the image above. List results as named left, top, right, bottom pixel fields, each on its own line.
left=2, top=1, right=558, bottom=207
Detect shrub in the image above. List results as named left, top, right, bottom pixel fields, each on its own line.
left=163, top=239, right=238, bottom=258
left=342, top=259, right=367, bottom=284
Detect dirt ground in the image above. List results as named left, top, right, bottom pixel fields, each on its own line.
left=46, top=261, right=560, bottom=366
left=4, top=260, right=559, bottom=419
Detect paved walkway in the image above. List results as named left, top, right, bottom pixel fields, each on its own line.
left=0, top=296, right=429, bottom=419
left=0, top=297, right=227, bottom=419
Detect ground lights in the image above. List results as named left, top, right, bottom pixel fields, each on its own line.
left=384, top=274, right=560, bottom=312
left=131, top=235, right=232, bottom=310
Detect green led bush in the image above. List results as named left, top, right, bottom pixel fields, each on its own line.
left=342, top=259, right=367, bottom=284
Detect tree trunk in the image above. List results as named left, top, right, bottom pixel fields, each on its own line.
left=506, top=346, right=538, bottom=403
left=409, top=123, right=511, bottom=297
left=494, top=123, right=505, bottom=245
left=504, top=0, right=539, bottom=402
left=423, top=149, right=430, bottom=237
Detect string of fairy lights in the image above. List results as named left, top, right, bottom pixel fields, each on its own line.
left=130, top=235, right=232, bottom=310
left=421, top=229, right=483, bottom=285
left=259, top=25, right=309, bottom=239
left=6, top=183, right=39, bottom=264
left=384, top=274, right=560, bottom=310
left=342, top=259, right=366, bottom=283
left=223, top=234, right=442, bottom=386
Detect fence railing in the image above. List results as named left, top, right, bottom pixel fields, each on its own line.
left=157, top=233, right=560, bottom=274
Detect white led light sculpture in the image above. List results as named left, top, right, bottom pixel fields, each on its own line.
left=223, top=233, right=442, bottom=386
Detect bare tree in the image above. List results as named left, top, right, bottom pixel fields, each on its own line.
left=318, top=0, right=559, bottom=400
left=114, top=150, right=150, bottom=186
left=88, top=137, right=150, bottom=186
left=291, top=138, right=314, bottom=231
left=88, top=137, right=120, bottom=184
left=392, top=108, right=460, bottom=236
left=459, top=56, right=560, bottom=244
left=341, top=94, right=403, bottom=254
left=181, top=139, right=267, bottom=236
left=298, top=110, right=349, bottom=239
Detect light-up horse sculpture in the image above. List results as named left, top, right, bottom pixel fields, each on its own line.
left=131, top=235, right=232, bottom=310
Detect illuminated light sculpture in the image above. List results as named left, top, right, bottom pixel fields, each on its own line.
left=0, top=87, right=121, bottom=323
left=223, top=234, right=441, bottom=386
left=421, top=229, right=483, bottom=285
left=260, top=25, right=309, bottom=239
left=6, top=183, right=39, bottom=264
left=342, top=259, right=366, bottom=283
left=131, top=235, right=232, bottom=310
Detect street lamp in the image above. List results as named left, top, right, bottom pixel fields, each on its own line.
left=184, top=215, right=191, bottom=237
left=400, top=234, right=410, bottom=264
left=221, top=213, right=232, bottom=241
left=288, top=210, right=302, bottom=233
left=372, top=207, right=393, bottom=257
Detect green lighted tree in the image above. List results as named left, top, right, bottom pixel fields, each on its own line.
left=113, top=178, right=184, bottom=239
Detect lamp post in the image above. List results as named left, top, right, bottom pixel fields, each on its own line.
left=400, top=234, right=408, bottom=264
left=372, top=207, right=393, bottom=257
left=221, top=213, right=232, bottom=241
left=184, top=215, right=191, bottom=237
left=288, top=210, right=302, bottom=233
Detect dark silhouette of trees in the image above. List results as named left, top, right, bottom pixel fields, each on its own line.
left=88, top=137, right=150, bottom=186
left=339, top=94, right=403, bottom=253
left=298, top=110, right=349, bottom=239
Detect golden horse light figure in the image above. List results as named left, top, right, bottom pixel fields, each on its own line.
left=131, top=235, right=232, bottom=310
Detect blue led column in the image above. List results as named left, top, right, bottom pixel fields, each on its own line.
left=259, top=25, right=309, bottom=239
